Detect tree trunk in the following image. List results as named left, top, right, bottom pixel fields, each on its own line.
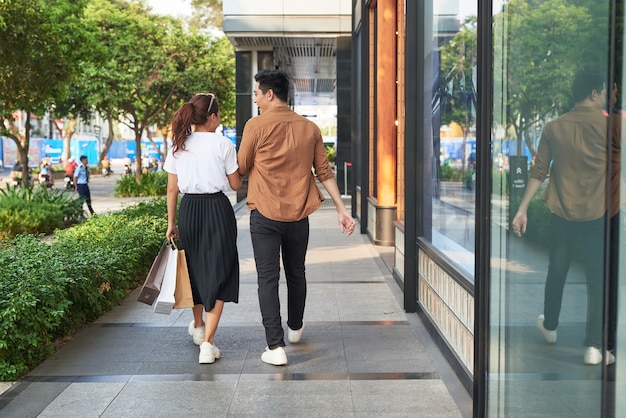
left=6, top=115, right=31, bottom=187
left=98, top=115, right=115, bottom=164
left=134, top=127, right=143, bottom=181
left=63, top=119, right=77, bottom=164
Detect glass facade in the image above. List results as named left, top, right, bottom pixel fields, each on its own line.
left=355, top=0, right=626, bottom=415
left=428, top=2, right=478, bottom=277
left=488, top=0, right=618, bottom=416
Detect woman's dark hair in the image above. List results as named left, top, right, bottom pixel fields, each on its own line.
left=254, top=69, right=290, bottom=103
left=171, top=93, right=219, bottom=154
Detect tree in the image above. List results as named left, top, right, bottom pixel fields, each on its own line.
left=84, top=0, right=235, bottom=179
left=493, top=0, right=604, bottom=156
left=188, top=0, right=223, bottom=32
left=439, top=17, right=477, bottom=176
left=0, top=0, right=88, bottom=185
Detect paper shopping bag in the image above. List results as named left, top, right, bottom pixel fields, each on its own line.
left=152, top=244, right=178, bottom=314
left=137, top=242, right=169, bottom=305
left=173, top=249, right=194, bottom=309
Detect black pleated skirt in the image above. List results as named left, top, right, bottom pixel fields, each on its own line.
left=178, top=192, right=239, bottom=311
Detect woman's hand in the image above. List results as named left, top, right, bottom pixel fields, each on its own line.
left=166, top=225, right=179, bottom=241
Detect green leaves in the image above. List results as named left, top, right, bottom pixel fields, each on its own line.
left=0, top=198, right=167, bottom=380
left=0, top=184, right=84, bottom=240
left=114, top=171, right=168, bottom=197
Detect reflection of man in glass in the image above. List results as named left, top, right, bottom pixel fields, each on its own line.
left=512, top=70, right=612, bottom=365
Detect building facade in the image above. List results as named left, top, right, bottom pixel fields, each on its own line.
left=224, top=0, right=626, bottom=415
left=354, top=0, right=626, bottom=417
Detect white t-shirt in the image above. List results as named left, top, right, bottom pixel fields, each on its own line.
left=163, top=132, right=238, bottom=194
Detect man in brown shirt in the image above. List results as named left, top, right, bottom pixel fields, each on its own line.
left=512, top=70, right=610, bottom=365
left=238, top=69, right=356, bottom=365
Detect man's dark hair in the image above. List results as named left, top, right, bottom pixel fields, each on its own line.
left=254, top=69, right=290, bottom=103
left=572, top=70, right=605, bottom=103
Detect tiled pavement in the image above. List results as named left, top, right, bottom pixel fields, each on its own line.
left=0, top=173, right=472, bottom=417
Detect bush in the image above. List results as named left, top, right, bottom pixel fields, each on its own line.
left=114, top=171, right=168, bottom=197
left=0, top=198, right=168, bottom=380
left=440, top=164, right=463, bottom=181
left=325, top=145, right=336, bottom=163
left=0, top=184, right=84, bottom=240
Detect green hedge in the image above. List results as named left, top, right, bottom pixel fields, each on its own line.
left=0, top=185, right=84, bottom=240
left=114, top=171, right=168, bottom=197
left=0, top=198, right=167, bottom=380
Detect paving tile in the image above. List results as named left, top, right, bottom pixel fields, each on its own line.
left=228, top=381, right=354, bottom=417
left=100, top=381, right=237, bottom=417
left=351, top=380, right=463, bottom=417
left=0, top=383, right=70, bottom=418
left=38, top=382, right=125, bottom=417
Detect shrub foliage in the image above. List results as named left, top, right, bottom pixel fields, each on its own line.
left=114, top=171, right=168, bottom=197
left=0, top=184, right=84, bottom=240
left=0, top=198, right=167, bottom=380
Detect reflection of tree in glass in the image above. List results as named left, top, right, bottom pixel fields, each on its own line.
left=493, top=0, right=607, bottom=157
left=439, top=17, right=477, bottom=179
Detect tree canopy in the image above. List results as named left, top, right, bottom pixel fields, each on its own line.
left=0, top=0, right=235, bottom=181
left=492, top=0, right=610, bottom=154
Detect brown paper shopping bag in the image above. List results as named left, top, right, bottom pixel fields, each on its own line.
left=174, top=249, right=194, bottom=309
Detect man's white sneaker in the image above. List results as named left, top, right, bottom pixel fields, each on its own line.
left=606, top=350, right=616, bottom=366
left=199, top=342, right=216, bottom=364
left=188, top=320, right=205, bottom=346
left=536, top=315, right=557, bottom=343
left=288, top=323, right=305, bottom=343
left=261, top=346, right=287, bottom=366
left=584, top=346, right=602, bottom=365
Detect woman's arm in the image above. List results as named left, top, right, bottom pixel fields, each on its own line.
left=165, top=173, right=180, bottom=240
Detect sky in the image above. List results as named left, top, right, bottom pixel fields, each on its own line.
left=146, top=0, right=192, bottom=17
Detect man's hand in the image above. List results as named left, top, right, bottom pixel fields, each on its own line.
left=338, top=211, right=356, bottom=236
left=511, top=211, right=527, bottom=237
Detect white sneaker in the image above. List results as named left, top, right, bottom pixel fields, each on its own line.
left=584, top=346, right=602, bottom=365
left=199, top=342, right=216, bottom=364
left=536, top=315, right=557, bottom=343
left=188, top=320, right=205, bottom=346
left=261, top=346, right=287, bottom=366
left=288, top=322, right=305, bottom=343
left=606, top=350, right=616, bottom=366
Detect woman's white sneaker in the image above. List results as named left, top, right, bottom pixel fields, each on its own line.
left=199, top=342, right=216, bottom=364
left=188, top=320, right=205, bottom=346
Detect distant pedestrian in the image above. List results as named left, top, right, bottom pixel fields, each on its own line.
left=238, top=69, right=356, bottom=366
left=164, top=93, right=241, bottom=364
left=74, top=155, right=95, bottom=215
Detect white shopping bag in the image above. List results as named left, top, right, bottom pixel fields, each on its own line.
left=152, top=244, right=178, bottom=315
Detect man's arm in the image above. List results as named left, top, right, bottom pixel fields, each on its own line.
left=320, top=178, right=356, bottom=236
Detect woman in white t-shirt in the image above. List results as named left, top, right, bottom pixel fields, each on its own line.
left=164, top=93, right=241, bottom=364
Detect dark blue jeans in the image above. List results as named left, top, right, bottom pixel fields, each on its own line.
left=543, top=213, right=604, bottom=348
left=76, top=183, right=94, bottom=214
left=250, top=210, right=309, bottom=349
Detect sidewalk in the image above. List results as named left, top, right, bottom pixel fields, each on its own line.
left=0, top=183, right=471, bottom=417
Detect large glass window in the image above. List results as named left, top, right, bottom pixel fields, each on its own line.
left=488, top=0, right=613, bottom=416
left=429, top=1, right=478, bottom=276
